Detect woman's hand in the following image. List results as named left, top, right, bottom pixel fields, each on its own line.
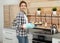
left=22, top=24, right=26, bottom=29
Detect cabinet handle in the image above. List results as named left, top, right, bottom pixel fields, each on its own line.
left=5, top=38, right=12, bottom=40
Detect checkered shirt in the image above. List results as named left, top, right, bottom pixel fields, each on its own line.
left=13, top=11, right=28, bottom=37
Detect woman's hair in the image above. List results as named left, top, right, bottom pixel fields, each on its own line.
left=19, top=1, right=27, bottom=7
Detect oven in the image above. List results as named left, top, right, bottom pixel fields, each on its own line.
left=32, top=29, right=52, bottom=43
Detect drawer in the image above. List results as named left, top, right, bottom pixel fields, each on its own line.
left=3, top=29, right=16, bottom=33
left=3, top=36, right=18, bottom=43
left=3, top=35, right=13, bottom=39
left=3, top=33, right=16, bottom=39
left=3, top=30, right=16, bottom=36
left=3, top=37, right=13, bottom=43
left=3, top=33, right=16, bottom=38
left=3, top=32, right=16, bottom=38
left=4, top=31, right=16, bottom=35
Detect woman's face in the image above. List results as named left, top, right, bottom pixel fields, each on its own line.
left=20, top=3, right=27, bottom=11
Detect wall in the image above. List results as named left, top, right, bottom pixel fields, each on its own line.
left=30, top=1, right=60, bottom=8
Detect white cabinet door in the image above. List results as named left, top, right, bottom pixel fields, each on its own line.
left=3, top=29, right=18, bottom=43
left=52, top=38, right=60, bottom=43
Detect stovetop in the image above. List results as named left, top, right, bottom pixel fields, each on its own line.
left=33, top=30, right=52, bottom=42
left=34, top=30, right=51, bottom=35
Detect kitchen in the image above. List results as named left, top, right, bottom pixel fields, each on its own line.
left=0, top=0, right=60, bottom=43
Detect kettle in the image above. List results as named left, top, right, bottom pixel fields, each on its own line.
left=50, top=24, right=58, bottom=34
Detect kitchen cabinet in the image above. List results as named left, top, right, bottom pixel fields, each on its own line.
left=3, top=29, right=33, bottom=43
left=52, top=38, right=60, bottom=43
left=3, top=29, right=18, bottom=43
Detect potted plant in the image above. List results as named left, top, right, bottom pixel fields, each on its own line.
left=37, top=8, right=41, bottom=15
left=52, top=7, right=57, bottom=15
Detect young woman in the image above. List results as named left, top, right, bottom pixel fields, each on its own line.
left=14, top=1, right=29, bottom=43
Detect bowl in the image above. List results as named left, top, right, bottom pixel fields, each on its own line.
left=23, top=23, right=35, bottom=29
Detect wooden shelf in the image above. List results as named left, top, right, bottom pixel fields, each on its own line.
left=27, top=15, right=60, bottom=17
left=27, top=14, right=60, bottom=32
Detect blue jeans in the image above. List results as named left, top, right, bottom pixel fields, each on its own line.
left=17, top=36, right=28, bottom=43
